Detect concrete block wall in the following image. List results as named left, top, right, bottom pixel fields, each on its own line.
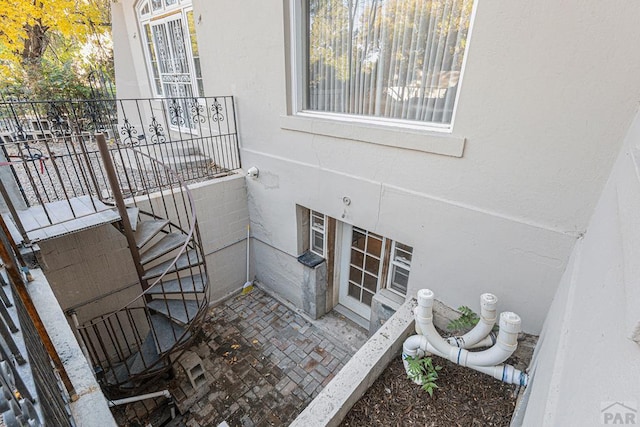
left=133, top=174, right=250, bottom=302
left=37, top=223, right=140, bottom=324
left=37, top=174, right=250, bottom=323
left=186, top=174, right=250, bottom=301
left=252, top=238, right=305, bottom=309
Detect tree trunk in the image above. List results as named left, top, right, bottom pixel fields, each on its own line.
left=21, top=23, right=48, bottom=64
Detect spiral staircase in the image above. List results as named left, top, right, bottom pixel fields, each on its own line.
left=0, top=96, right=242, bottom=398
left=71, top=136, right=211, bottom=396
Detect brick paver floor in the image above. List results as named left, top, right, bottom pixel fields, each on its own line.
left=168, top=287, right=366, bottom=426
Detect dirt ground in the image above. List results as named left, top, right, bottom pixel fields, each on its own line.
left=341, top=335, right=535, bottom=427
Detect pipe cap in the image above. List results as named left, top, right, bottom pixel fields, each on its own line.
left=417, top=289, right=434, bottom=307
left=499, top=312, right=521, bottom=334
left=480, top=293, right=498, bottom=311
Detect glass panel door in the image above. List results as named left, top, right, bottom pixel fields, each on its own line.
left=151, top=16, right=195, bottom=129
left=339, top=224, right=386, bottom=320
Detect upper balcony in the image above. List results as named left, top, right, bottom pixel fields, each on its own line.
left=0, top=96, right=241, bottom=244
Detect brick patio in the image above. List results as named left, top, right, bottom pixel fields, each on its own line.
left=165, top=287, right=367, bottom=426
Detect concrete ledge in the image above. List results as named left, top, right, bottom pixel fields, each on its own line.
left=290, top=298, right=416, bottom=427
left=280, top=114, right=465, bottom=157
left=28, top=269, right=117, bottom=426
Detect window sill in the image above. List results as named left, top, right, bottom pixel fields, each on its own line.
left=374, top=288, right=406, bottom=310
left=280, top=114, right=465, bottom=158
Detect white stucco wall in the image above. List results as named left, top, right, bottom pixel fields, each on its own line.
left=112, top=0, right=640, bottom=332
left=521, top=110, right=640, bottom=426
left=111, top=1, right=149, bottom=98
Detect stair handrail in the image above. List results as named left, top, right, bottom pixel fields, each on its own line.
left=73, top=134, right=210, bottom=390
left=87, top=134, right=205, bottom=324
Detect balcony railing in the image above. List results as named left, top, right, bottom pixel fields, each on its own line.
left=0, top=223, right=75, bottom=426
left=0, top=96, right=241, bottom=243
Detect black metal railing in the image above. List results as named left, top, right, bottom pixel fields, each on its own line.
left=0, top=221, right=75, bottom=426
left=0, top=96, right=240, bottom=242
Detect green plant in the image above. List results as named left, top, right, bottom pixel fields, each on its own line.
left=447, top=305, right=480, bottom=333
left=405, top=355, right=442, bottom=396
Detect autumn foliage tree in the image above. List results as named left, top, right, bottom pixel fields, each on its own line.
left=0, top=0, right=111, bottom=99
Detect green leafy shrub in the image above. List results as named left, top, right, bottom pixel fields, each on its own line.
left=447, top=305, right=480, bottom=334
left=405, top=355, right=442, bottom=397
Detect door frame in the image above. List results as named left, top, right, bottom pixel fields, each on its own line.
left=337, top=223, right=387, bottom=321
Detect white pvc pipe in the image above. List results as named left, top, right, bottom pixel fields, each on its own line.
left=428, top=313, right=520, bottom=368
left=460, top=312, right=520, bottom=367
left=245, top=224, right=250, bottom=283
left=471, top=363, right=528, bottom=386
left=402, top=333, right=528, bottom=386
left=453, top=333, right=496, bottom=349
left=402, top=334, right=428, bottom=385
left=415, top=289, right=455, bottom=356
left=69, top=311, right=94, bottom=375
left=446, top=293, right=497, bottom=349
left=403, top=289, right=528, bottom=387
left=108, top=389, right=172, bottom=407
left=416, top=290, right=520, bottom=367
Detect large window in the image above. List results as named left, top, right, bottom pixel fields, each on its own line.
left=137, top=0, right=203, bottom=99
left=299, top=0, right=475, bottom=128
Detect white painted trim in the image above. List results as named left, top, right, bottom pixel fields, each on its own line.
left=280, top=114, right=466, bottom=157
left=137, top=1, right=200, bottom=101
left=447, top=0, right=480, bottom=131
left=287, top=0, right=479, bottom=135
left=386, top=241, right=412, bottom=297
left=309, top=210, right=327, bottom=257
left=288, top=0, right=304, bottom=115
left=339, top=223, right=371, bottom=318
left=339, top=224, right=389, bottom=320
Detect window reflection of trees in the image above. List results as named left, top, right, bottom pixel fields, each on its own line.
left=306, top=0, right=474, bottom=124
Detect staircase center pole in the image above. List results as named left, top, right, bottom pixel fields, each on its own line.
left=96, top=134, right=149, bottom=292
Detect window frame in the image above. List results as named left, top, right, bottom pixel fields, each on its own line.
left=288, top=0, right=478, bottom=133
left=385, top=241, right=412, bottom=297
left=136, top=0, right=203, bottom=99
left=309, top=210, right=327, bottom=257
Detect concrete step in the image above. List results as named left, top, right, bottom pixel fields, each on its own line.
left=103, top=362, right=133, bottom=388
left=134, top=219, right=169, bottom=249
left=142, top=249, right=202, bottom=280
left=140, top=233, right=188, bottom=265
left=126, top=207, right=140, bottom=232
left=147, top=299, right=199, bottom=326
left=127, top=331, right=163, bottom=376
left=149, top=313, right=191, bottom=353
left=146, top=273, right=207, bottom=295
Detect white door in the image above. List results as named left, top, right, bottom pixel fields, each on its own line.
left=339, top=224, right=386, bottom=320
